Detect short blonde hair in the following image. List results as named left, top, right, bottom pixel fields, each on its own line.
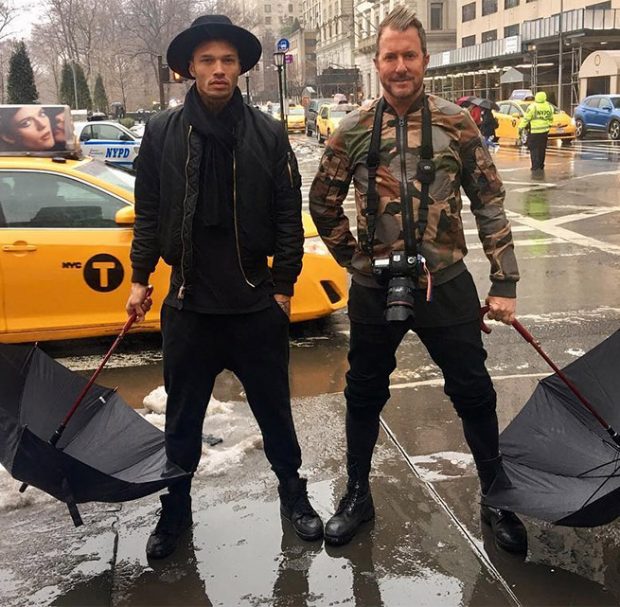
left=376, top=5, right=427, bottom=56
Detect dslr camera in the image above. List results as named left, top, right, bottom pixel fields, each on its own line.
left=372, top=251, right=418, bottom=322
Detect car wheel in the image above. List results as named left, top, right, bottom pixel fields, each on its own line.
left=560, top=138, right=573, bottom=147
left=608, top=120, right=620, bottom=141
left=575, top=118, right=586, bottom=139
left=317, top=129, right=322, bottom=144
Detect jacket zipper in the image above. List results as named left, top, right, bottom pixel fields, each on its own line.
left=177, top=124, right=192, bottom=300
left=286, top=151, right=294, bottom=187
left=397, top=116, right=415, bottom=241
left=232, top=151, right=256, bottom=287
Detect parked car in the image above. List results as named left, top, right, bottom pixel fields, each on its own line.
left=305, top=98, right=331, bottom=137
left=273, top=105, right=306, bottom=133
left=316, top=103, right=358, bottom=144
left=0, top=153, right=347, bottom=343
left=129, top=123, right=146, bottom=138
left=285, top=106, right=306, bottom=133
left=73, top=120, right=140, bottom=168
left=573, top=94, right=620, bottom=140
left=493, top=100, right=576, bottom=146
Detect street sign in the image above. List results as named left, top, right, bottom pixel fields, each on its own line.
left=285, top=54, right=293, bottom=64
left=276, top=38, right=290, bottom=52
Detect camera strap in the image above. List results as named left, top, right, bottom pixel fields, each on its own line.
left=363, top=95, right=435, bottom=259
left=415, top=94, right=435, bottom=246
left=361, top=97, right=385, bottom=257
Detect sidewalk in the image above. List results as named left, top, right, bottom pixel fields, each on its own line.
left=1, top=385, right=619, bottom=606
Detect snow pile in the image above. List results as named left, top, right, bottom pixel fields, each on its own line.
left=142, top=386, right=263, bottom=478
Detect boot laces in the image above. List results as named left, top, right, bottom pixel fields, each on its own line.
left=337, top=483, right=365, bottom=515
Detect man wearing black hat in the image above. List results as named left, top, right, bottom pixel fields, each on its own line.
left=126, top=15, right=323, bottom=559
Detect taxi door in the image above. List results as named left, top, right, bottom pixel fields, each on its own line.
left=0, top=169, right=134, bottom=340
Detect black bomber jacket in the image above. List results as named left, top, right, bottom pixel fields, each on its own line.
left=130, top=100, right=304, bottom=298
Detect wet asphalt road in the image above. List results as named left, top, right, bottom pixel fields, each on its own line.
left=2, top=135, right=620, bottom=606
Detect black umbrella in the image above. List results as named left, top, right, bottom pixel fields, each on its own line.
left=0, top=315, right=189, bottom=527
left=482, top=320, right=620, bottom=527
left=471, top=98, right=500, bottom=111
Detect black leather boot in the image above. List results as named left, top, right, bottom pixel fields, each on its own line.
left=324, top=481, right=375, bottom=546
left=279, top=477, right=324, bottom=541
left=481, top=504, right=528, bottom=554
left=146, top=493, right=193, bottom=559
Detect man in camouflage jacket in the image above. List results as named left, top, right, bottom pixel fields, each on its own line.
left=309, top=5, right=528, bottom=554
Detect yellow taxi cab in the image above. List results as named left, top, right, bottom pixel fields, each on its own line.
left=0, top=106, right=347, bottom=343
left=316, top=103, right=358, bottom=144
left=285, top=106, right=306, bottom=133
left=494, top=100, right=576, bottom=146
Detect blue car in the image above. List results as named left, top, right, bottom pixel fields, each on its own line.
left=573, top=94, right=620, bottom=140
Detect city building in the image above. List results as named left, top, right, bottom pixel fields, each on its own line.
left=426, top=0, right=620, bottom=112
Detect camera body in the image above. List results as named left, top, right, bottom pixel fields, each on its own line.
left=372, top=251, right=418, bottom=322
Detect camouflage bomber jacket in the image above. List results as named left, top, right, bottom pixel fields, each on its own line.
left=308, top=94, right=519, bottom=298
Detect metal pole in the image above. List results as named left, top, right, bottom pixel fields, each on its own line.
left=277, top=65, right=285, bottom=128
left=558, top=0, right=564, bottom=110
left=283, top=57, right=288, bottom=123
left=157, top=55, right=166, bottom=111
left=70, top=62, right=78, bottom=109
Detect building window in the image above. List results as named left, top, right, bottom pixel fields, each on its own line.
left=481, top=29, right=497, bottom=42
left=265, top=4, right=271, bottom=12
left=526, top=0, right=536, bottom=3
left=462, top=34, right=476, bottom=47
left=482, top=0, right=498, bottom=16
left=289, top=3, right=294, bottom=12
left=430, top=2, right=443, bottom=30
left=505, top=0, right=519, bottom=8
left=265, top=16, right=272, bottom=24
left=504, top=23, right=519, bottom=37
left=462, top=2, right=476, bottom=22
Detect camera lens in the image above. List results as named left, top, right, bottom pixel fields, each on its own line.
left=385, top=276, right=416, bottom=322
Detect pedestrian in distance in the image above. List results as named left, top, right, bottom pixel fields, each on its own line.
left=309, top=4, right=528, bottom=554
left=480, top=107, right=499, bottom=151
left=126, top=14, right=323, bottom=560
left=519, top=91, right=554, bottom=172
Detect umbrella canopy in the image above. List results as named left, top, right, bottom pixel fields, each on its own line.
left=471, top=98, right=500, bottom=111
left=484, top=330, right=620, bottom=527
left=455, top=95, right=480, bottom=107
left=0, top=343, right=189, bottom=524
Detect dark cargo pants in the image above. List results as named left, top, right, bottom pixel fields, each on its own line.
left=344, top=319, right=500, bottom=486
left=161, top=302, right=302, bottom=493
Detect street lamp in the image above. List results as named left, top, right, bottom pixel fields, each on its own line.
left=273, top=52, right=286, bottom=129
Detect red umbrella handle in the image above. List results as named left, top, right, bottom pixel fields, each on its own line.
left=479, top=305, right=620, bottom=445
left=50, top=285, right=154, bottom=445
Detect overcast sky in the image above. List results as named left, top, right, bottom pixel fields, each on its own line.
left=8, top=1, right=43, bottom=40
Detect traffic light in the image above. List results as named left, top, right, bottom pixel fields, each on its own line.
left=159, top=65, right=171, bottom=84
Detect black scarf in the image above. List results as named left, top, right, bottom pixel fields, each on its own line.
left=183, top=84, right=244, bottom=226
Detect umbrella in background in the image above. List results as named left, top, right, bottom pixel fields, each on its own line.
left=0, top=307, right=189, bottom=527
left=482, top=318, right=620, bottom=527
left=456, top=95, right=481, bottom=108
left=471, top=98, right=500, bottom=111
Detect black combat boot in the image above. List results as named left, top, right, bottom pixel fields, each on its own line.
left=279, top=477, right=324, bottom=541
left=146, top=493, right=193, bottom=559
left=324, top=479, right=375, bottom=546
left=480, top=504, right=528, bottom=554
left=477, top=455, right=527, bottom=554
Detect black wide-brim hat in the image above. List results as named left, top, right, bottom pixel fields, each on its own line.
left=167, top=15, right=262, bottom=79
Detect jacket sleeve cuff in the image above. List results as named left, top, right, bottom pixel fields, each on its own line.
left=489, top=280, right=517, bottom=298
left=131, top=269, right=151, bottom=285
left=273, top=281, right=294, bottom=297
